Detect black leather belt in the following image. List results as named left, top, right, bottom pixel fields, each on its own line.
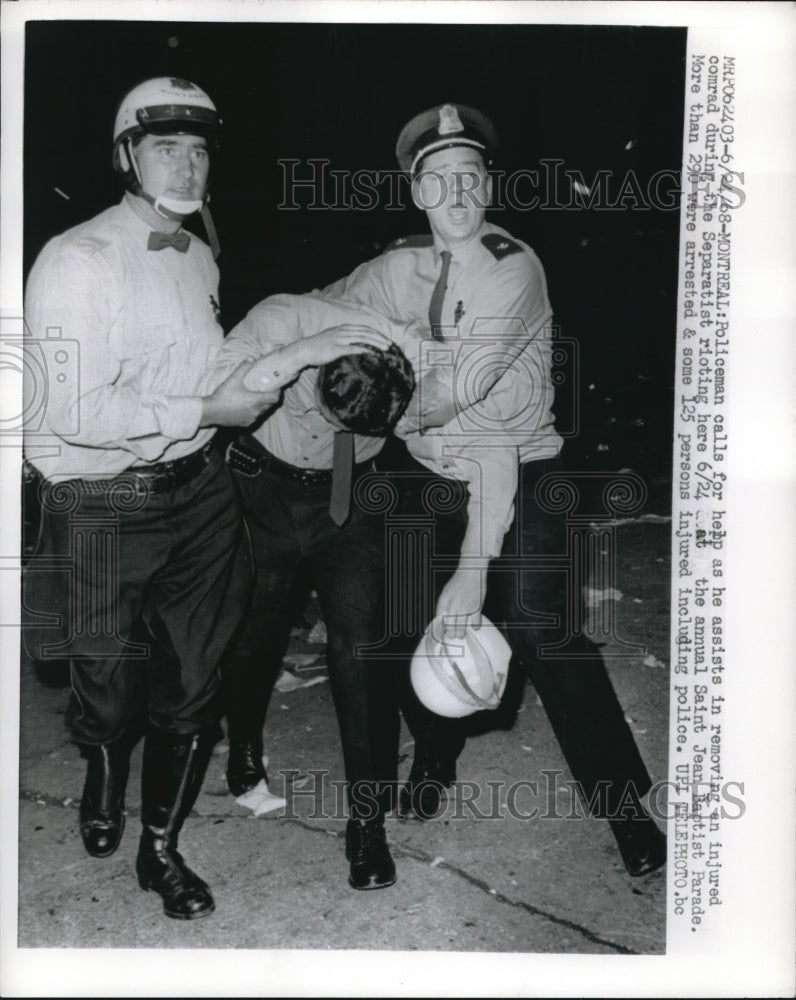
left=228, top=436, right=372, bottom=486
left=32, top=438, right=218, bottom=497
left=127, top=438, right=218, bottom=490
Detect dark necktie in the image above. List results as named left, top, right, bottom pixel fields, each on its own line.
left=329, top=430, right=354, bottom=526
left=147, top=230, right=190, bottom=253
left=428, top=250, right=452, bottom=341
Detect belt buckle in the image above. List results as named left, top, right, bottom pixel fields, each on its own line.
left=227, top=441, right=262, bottom=479
left=131, top=474, right=151, bottom=498
left=119, top=471, right=154, bottom=500
left=143, top=471, right=170, bottom=495
left=297, top=469, right=317, bottom=486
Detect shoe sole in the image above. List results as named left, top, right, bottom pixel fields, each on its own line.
left=226, top=777, right=266, bottom=797
left=138, top=878, right=217, bottom=919
left=163, top=902, right=216, bottom=920
left=348, top=876, right=397, bottom=891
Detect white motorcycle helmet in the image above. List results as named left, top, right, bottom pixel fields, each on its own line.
left=410, top=615, right=511, bottom=718
left=112, top=77, right=222, bottom=255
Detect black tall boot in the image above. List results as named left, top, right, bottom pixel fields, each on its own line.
left=78, top=736, right=134, bottom=858
left=135, top=727, right=216, bottom=920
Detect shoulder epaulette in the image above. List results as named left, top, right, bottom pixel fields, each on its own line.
left=481, top=233, right=523, bottom=260
left=384, top=234, right=434, bottom=252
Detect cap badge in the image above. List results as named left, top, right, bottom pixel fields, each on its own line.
left=169, top=78, right=197, bottom=91
left=438, top=104, right=465, bottom=136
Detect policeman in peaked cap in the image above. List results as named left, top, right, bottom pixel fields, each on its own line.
left=318, top=99, right=667, bottom=880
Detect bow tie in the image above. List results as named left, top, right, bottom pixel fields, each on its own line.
left=147, top=230, right=190, bottom=253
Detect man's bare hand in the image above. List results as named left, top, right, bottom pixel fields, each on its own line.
left=435, top=566, right=485, bottom=639
left=200, top=362, right=281, bottom=428
left=400, top=367, right=459, bottom=433
left=291, top=324, right=392, bottom=369
left=418, top=396, right=459, bottom=432
left=243, top=325, right=393, bottom=392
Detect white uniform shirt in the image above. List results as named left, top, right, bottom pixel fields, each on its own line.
left=320, top=222, right=564, bottom=555
left=24, top=195, right=221, bottom=481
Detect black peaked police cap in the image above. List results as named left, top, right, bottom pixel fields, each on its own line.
left=395, top=102, right=500, bottom=175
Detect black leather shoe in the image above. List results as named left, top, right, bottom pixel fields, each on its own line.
left=136, top=828, right=215, bottom=920
left=79, top=741, right=131, bottom=858
left=226, top=740, right=266, bottom=797
left=398, top=760, right=453, bottom=821
left=80, top=809, right=125, bottom=859
left=345, top=818, right=396, bottom=890
left=609, top=814, right=667, bottom=877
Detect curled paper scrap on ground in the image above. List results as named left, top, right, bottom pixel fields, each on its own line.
left=235, top=778, right=287, bottom=817
left=274, top=669, right=328, bottom=692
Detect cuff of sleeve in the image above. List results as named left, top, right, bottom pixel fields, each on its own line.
left=153, top=396, right=203, bottom=441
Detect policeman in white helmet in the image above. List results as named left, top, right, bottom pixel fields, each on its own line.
left=23, top=77, right=279, bottom=922
left=112, top=76, right=222, bottom=256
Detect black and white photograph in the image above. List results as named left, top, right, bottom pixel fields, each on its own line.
left=1, top=2, right=793, bottom=997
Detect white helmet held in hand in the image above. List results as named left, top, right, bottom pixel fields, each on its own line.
left=410, top=615, right=511, bottom=718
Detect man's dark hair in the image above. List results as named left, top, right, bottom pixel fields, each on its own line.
left=317, top=343, right=415, bottom=436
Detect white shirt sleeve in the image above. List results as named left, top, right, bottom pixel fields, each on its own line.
left=25, top=244, right=204, bottom=461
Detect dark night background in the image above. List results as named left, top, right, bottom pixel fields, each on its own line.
left=24, top=20, right=686, bottom=509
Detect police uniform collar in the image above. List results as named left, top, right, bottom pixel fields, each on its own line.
left=431, top=241, right=450, bottom=265
left=431, top=224, right=488, bottom=267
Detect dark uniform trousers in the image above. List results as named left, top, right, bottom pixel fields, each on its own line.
left=224, top=442, right=391, bottom=808
left=381, top=446, right=651, bottom=819
left=22, top=448, right=250, bottom=744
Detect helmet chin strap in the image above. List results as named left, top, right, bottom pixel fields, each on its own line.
left=199, top=203, right=221, bottom=262
left=151, top=194, right=204, bottom=220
